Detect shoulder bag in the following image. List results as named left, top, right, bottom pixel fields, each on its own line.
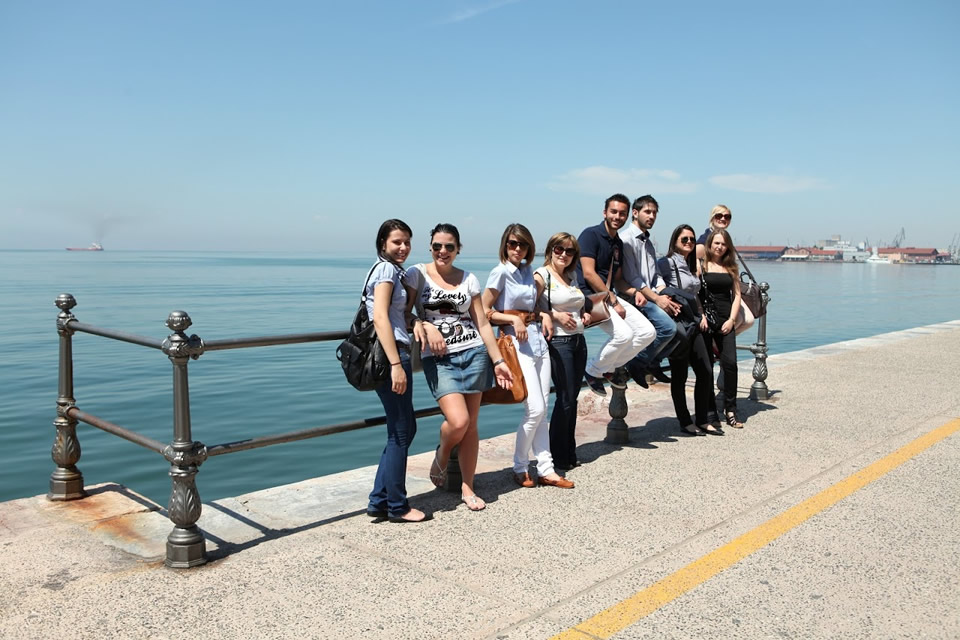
left=336, top=262, right=398, bottom=391
left=481, top=330, right=527, bottom=405
left=584, top=254, right=616, bottom=328
left=697, top=259, right=724, bottom=332
left=733, top=247, right=767, bottom=318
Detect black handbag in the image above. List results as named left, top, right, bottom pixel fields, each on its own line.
left=658, top=261, right=700, bottom=360
left=698, top=259, right=723, bottom=332
left=336, top=262, right=399, bottom=391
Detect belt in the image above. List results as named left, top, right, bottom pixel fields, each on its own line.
left=500, top=309, right=537, bottom=325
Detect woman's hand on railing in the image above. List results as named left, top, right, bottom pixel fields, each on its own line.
left=494, top=361, right=514, bottom=389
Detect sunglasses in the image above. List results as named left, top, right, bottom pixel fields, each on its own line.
left=431, top=242, right=457, bottom=253
left=678, top=237, right=695, bottom=245
left=713, top=213, right=732, bottom=221
left=506, top=239, right=529, bottom=250
left=552, top=245, right=576, bottom=257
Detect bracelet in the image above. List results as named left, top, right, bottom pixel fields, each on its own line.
left=390, top=362, right=401, bottom=367
left=492, top=358, right=505, bottom=367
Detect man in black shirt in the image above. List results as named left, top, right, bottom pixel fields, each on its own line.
left=576, top=194, right=656, bottom=395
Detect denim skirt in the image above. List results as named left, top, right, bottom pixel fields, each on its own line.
left=422, top=345, right=494, bottom=400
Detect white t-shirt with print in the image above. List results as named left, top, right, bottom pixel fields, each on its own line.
left=405, top=264, right=483, bottom=357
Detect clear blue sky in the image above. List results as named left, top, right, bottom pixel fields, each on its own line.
left=2, top=0, right=957, bottom=252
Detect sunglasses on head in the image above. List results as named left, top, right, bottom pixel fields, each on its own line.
left=506, top=239, right=529, bottom=250
left=431, top=242, right=457, bottom=253
left=679, top=237, right=695, bottom=245
left=552, top=245, right=576, bottom=257
left=713, top=213, right=732, bottom=221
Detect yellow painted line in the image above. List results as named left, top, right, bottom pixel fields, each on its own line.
left=553, top=418, right=960, bottom=640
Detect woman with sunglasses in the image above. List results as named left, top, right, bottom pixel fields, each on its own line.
left=696, top=205, right=755, bottom=336
left=483, top=224, right=574, bottom=489
left=405, top=223, right=514, bottom=511
left=364, top=219, right=428, bottom=522
left=534, top=233, right=593, bottom=469
left=701, top=229, right=744, bottom=428
left=657, top=225, right=722, bottom=436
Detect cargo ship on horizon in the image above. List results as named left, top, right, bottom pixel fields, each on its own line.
left=66, top=242, right=103, bottom=251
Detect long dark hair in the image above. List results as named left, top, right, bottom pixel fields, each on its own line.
left=666, top=224, right=697, bottom=274
left=704, top=229, right=738, bottom=276
left=375, top=219, right=412, bottom=264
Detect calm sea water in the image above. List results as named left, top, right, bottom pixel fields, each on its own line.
left=3, top=250, right=959, bottom=505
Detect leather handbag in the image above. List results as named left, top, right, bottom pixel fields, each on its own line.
left=481, top=333, right=527, bottom=405
left=584, top=254, right=616, bottom=328
left=733, top=247, right=767, bottom=318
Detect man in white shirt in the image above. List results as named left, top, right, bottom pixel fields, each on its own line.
left=618, top=195, right=681, bottom=387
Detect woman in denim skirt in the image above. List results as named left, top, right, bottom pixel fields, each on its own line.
left=365, top=219, right=427, bottom=522
left=405, top=223, right=514, bottom=511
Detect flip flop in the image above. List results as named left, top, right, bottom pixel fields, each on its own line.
left=429, top=445, right=447, bottom=488
left=461, top=494, right=486, bottom=511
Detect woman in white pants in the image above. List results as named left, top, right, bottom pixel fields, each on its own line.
left=483, top=224, right=574, bottom=489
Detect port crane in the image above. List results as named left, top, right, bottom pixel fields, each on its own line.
left=892, top=227, right=906, bottom=248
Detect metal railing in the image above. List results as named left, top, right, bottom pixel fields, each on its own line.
left=48, top=284, right=770, bottom=568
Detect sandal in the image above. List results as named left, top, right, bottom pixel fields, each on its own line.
left=429, top=445, right=447, bottom=488
left=724, top=410, right=744, bottom=429
left=461, top=494, right=486, bottom=511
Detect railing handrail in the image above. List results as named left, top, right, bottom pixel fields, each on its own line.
left=47, top=285, right=770, bottom=569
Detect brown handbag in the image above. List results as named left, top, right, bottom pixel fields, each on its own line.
left=584, top=254, right=616, bottom=328
left=481, top=332, right=527, bottom=405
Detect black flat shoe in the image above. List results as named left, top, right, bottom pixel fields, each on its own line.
left=679, top=424, right=705, bottom=436
left=366, top=508, right=388, bottom=518
left=701, top=425, right=725, bottom=436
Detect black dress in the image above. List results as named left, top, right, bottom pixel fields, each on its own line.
left=702, top=271, right=738, bottom=412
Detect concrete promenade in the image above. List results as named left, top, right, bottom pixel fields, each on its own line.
left=2, top=322, right=959, bottom=639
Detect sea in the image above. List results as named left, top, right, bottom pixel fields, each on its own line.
left=3, top=250, right=959, bottom=506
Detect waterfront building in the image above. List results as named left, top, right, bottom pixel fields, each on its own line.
left=877, top=247, right=940, bottom=264
left=736, top=245, right=787, bottom=261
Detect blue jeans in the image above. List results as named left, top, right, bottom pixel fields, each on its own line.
left=548, top=334, right=587, bottom=468
left=368, top=354, right=417, bottom=517
left=627, top=302, right=677, bottom=371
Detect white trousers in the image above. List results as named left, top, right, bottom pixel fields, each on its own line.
left=585, top=301, right=656, bottom=377
left=512, top=337, right=554, bottom=477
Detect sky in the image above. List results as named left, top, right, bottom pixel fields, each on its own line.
left=1, top=0, right=958, bottom=253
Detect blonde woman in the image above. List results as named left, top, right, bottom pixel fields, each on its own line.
left=534, top=233, right=593, bottom=469
left=483, top=224, right=573, bottom=489
left=696, top=205, right=755, bottom=336
left=406, top=223, right=514, bottom=511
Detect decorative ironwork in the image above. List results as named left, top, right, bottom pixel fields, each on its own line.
left=605, top=366, right=630, bottom=444
left=49, top=294, right=85, bottom=500
left=749, top=282, right=771, bottom=401
left=161, top=311, right=204, bottom=361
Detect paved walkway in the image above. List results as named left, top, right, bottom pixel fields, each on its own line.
left=2, top=321, right=959, bottom=639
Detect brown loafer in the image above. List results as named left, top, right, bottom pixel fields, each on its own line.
left=538, top=475, right=575, bottom=489
left=513, top=472, right=535, bottom=488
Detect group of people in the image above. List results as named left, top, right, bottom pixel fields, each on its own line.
left=361, top=196, right=754, bottom=522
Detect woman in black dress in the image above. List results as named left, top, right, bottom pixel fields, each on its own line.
left=701, top=229, right=744, bottom=428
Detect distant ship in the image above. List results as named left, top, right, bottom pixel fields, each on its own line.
left=866, top=247, right=890, bottom=264
left=66, top=242, right=104, bottom=252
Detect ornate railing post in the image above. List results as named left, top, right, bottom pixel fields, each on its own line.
left=749, top=283, right=770, bottom=401
left=49, top=293, right=86, bottom=501
left=161, top=310, right=208, bottom=568
left=605, top=366, right=630, bottom=444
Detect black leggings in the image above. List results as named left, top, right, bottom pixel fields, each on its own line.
left=708, top=328, right=738, bottom=411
